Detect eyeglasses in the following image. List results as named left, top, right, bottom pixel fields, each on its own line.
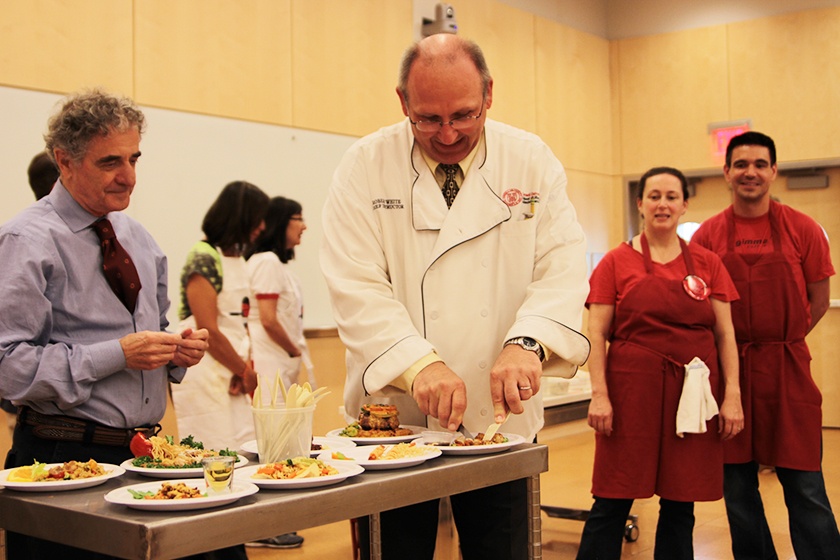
left=289, top=216, right=304, bottom=222
left=408, top=98, right=485, bottom=133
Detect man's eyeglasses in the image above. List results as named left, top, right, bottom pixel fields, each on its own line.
left=408, top=98, right=485, bottom=133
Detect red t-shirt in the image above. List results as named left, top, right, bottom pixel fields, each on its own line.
left=692, top=202, right=835, bottom=312
left=587, top=241, right=739, bottom=308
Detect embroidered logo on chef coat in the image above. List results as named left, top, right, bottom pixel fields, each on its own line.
left=372, top=198, right=404, bottom=210
left=503, top=189, right=540, bottom=219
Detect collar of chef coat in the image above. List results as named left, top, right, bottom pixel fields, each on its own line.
left=409, top=132, right=511, bottom=251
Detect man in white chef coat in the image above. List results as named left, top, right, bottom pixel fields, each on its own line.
left=321, top=34, right=590, bottom=559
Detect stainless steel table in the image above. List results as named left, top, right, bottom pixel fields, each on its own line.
left=0, top=444, right=547, bottom=560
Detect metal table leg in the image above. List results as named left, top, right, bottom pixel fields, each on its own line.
left=528, top=474, right=542, bottom=560
left=369, top=511, right=382, bottom=560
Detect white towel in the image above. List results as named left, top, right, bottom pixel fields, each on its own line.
left=676, top=357, right=719, bottom=437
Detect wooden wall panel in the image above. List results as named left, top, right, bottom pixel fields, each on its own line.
left=134, top=0, right=293, bottom=125
left=565, top=170, right=622, bottom=255
left=0, top=0, right=132, bottom=95
left=616, top=26, right=730, bottom=174
left=291, top=0, right=410, bottom=136
left=727, top=8, right=840, bottom=163
left=535, top=17, right=613, bottom=176
left=451, top=0, right=537, bottom=133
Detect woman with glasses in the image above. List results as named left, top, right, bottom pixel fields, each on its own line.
left=246, top=197, right=313, bottom=401
left=243, top=196, right=309, bottom=550
left=576, top=167, right=744, bottom=559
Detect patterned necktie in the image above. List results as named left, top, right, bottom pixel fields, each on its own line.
left=439, top=163, right=460, bottom=208
left=93, top=218, right=142, bottom=313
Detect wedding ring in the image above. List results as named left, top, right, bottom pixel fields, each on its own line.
left=518, top=385, right=531, bottom=391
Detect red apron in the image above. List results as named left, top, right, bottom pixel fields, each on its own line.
left=592, top=236, right=723, bottom=502
left=722, top=205, right=822, bottom=470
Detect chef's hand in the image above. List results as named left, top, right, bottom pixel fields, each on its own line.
left=171, top=328, right=209, bottom=368
left=587, top=393, right=613, bottom=436
left=412, top=362, right=467, bottom=431
left=488, top=345, right=541, bottom=423
left=121, top=331, right=184, bottom=370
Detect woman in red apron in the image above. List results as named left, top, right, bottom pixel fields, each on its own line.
left=576, top=167, right=743, bottom=560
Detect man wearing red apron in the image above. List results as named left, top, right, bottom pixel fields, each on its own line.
left=693, top=131, right=840, bottom=559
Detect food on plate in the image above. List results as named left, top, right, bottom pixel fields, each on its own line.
left=339, top=404, right=413, bottom=438
left=7, top=459, right=106, bottom=482
left=251, top=457, right=339, bottom=480
left=128, top=482, right=205, bottom=500
left=129, top=434, right=238, bottom=469
left=367, top=442, right=430, bottom=460
left=451, top=432, right=509, bottom=446
left=331, top=451, right=351, bottom=460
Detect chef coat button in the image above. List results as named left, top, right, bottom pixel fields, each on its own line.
left=479, top=361, right=487, bottom=369
left=430, top=311, right=439, bottom=320
left=480, top=408, right=489, bottom=417
left=480, top=309, right=488, bottom=317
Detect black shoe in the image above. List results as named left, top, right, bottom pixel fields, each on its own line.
left=245, top=532, right=304, bottom=549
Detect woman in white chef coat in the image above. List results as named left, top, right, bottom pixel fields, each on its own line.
left=246, top=196, right=314, bottom=405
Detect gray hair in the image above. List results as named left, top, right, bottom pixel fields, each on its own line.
left=44, top=89, right=146, bottom=163
left=397, top=37, right=492, bottom=103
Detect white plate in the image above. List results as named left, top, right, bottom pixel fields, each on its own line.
left=240, top=436, right=356, bottom=459
left=0, top=463, right=125, bottom=492
left=317, top=444, right=441, bottom=470
left=433, top=433, right=527, bottom=455
left=119, top=455, right=249, bottom=478
left=104, top=478, right=259, bottom=511
left=238, top=461, right=364, bottom=489
left=325, top=425, right=427, bottom=445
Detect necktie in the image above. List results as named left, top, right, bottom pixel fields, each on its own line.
left=93, top=218, right=142, bottom=313
left=439, top=163, right=460, bottom=208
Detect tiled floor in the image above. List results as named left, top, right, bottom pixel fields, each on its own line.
left=246, top=422, right=840, bottom=560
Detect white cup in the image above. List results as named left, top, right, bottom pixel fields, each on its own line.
left=252, top=404, right=315, bottom=463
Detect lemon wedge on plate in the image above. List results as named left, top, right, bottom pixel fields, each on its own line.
left=7, top=466, right=34, bottom=482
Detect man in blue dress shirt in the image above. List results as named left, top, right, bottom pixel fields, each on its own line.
left=0, top=89, right=209, bottom=559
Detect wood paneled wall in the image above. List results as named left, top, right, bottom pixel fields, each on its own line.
left=1, top=1, right=838, bottom=426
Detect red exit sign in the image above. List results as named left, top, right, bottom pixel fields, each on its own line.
left=708, top=120, right=751, bottom=162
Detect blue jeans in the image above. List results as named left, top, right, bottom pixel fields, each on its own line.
left=724, top=461, right=840, bottom=560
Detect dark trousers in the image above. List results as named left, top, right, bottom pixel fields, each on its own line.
left=357, top=478, right=529, bottom=560
left=5, top=420, right=248, bottom=560
left=576, top=496, right=694, bottom=560
left=724, top=461, right=840, bottom=560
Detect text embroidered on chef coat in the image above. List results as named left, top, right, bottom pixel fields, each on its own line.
left=372, top=198, right=404, bottom=210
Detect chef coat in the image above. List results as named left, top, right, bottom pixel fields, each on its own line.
left=321, top=119, right=590, bottom=440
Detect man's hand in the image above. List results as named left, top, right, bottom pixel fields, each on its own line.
left=411, top=362, right=467, bottom=431
left=172, top=328, right=209, bottom=368
left=120, top=331, right=185, bottom=371
left=488, top=345, right=542, bottom=422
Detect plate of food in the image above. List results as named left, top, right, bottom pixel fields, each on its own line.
left=328, top=404, right=426, bottom=444
left=104, top=479, right=259, bottom=511
left=238, top=457, right=364, bottom=489
left=0, top=460, right=125, bottom=492
left=318, top=442, right=441, bottom=470
left=122, top=434, right=247, bottom=478
left=240, top=436, right=356, bottom=459
left=432, top=432, right=527, bottom=455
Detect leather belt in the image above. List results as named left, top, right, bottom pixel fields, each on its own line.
left=18, top=406, right=160, bottom=447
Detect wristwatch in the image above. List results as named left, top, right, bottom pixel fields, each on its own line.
left=504, top=337, right=546, bottom=362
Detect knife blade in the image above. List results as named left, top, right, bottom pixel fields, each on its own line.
left=457, top=424, right=474, bottom=439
